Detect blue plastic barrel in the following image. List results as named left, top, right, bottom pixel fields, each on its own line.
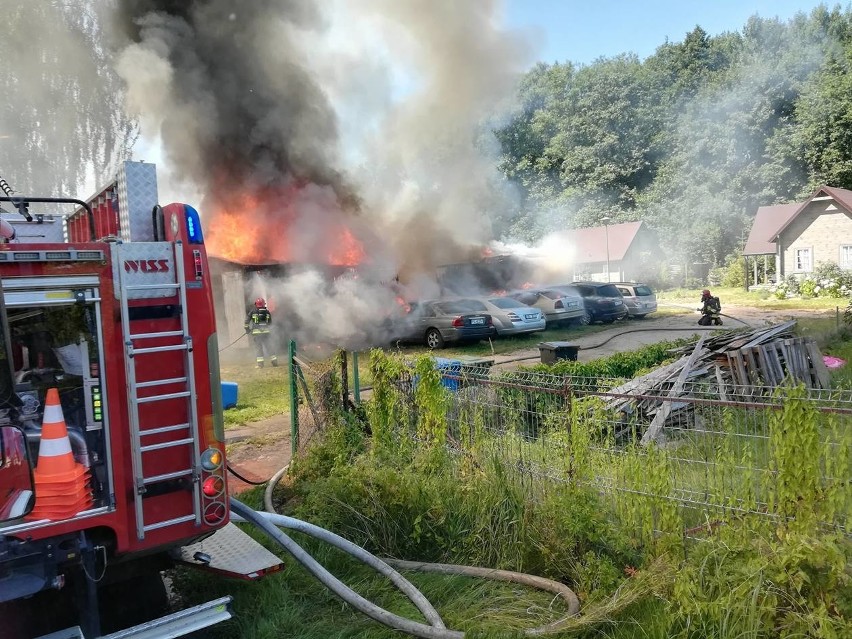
left=221, top=381, right=239, bottom=409
left=433, top=357, right=462, bottom=392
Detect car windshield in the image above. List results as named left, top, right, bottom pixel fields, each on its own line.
left=538, top=290, right=563, bottom=300
left=598, top=285, right=622, bottom=297
left=488, top=297, right=524, bottom=309
left=634, top=286, right=653, bottom=296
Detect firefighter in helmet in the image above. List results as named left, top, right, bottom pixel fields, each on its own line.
left=245, top=297, right=278, bottom=367
left=698, top=289, right=723, bottom=326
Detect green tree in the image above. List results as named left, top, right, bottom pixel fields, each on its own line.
left=793, top=8, right=852, bottom=190
left=497, top=7, right=852, bottom=273
left=0, top=1, right=136, bottom=197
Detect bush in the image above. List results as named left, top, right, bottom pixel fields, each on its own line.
left=720, top=254, right=746, bottom=288
left=785, top=274, right=801, bottom=294
left=531, top=337, right=694, bottom=379
left=772, top=264, right=852, bottom=299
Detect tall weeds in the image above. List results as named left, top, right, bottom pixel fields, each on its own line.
left=281, top=354, right=852, bottom=637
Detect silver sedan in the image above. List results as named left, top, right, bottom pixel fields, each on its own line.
left=474, top=297, right=546, bottom=336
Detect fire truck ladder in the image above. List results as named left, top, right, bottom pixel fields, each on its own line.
left=118, top=242, right=202, bottom=540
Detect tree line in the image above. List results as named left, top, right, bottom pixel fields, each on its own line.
left=495, top=4, right=852, bottom=273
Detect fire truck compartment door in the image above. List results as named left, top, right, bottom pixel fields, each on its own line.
left=111, top=243, right=176, bottom=299
left=2, top=276, right=100, bottom=307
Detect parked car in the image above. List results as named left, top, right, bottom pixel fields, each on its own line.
left=475, top=297, right=546, bottom=336
left=614, top=282, right=657, bottom=318
left=506, top=288, right=585, bottom=327
left=392, top=299, right=496, bottom=348
left=552, top=282, right=628, bottom=324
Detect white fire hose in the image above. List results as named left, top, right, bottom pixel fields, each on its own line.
left=230, top=496, right=580, bottom=638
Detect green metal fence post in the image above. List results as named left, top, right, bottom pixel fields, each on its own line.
left=288, top=339, right=299, bottom=456
left=352, top=351, right=361, bottom=404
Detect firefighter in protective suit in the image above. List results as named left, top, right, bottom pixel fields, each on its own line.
left=698, top=289, right=722, bottom=326
left=245, top=298, right=278, bottom=367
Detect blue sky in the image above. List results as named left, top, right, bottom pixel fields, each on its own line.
left=504, top=0, right=834, bottom=66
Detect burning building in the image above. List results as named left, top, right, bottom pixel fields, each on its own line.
left=114, top=0, right=532, bottom=348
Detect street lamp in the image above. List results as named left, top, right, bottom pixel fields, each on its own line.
left=600, top=216, right=611, bottom=282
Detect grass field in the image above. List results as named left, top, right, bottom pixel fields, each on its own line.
left=658, top=286, right=850, bottom=311
left=220, top=362, right=290, bottom=429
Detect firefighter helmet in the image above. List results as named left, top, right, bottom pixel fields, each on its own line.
left=255, top=297, right=266, bottom=308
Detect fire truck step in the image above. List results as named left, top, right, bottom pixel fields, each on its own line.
left=136, top=376, right=188, bottom=389
left=143, top=469, right=193, bottom=484
left=130, top=329, right=185, bottom=340
left=98, top=596, right=233, bottom=639
left=141, top=423, right=190, bottom=436
left=176, top=522, right=284, bottom=580
left=140, top=437, right=195, bottom=453
left=137, top=390, right=191, bottom=404
left=143, top=514, right=197, bottom=532
left=132, top=343, right=188, bottom=355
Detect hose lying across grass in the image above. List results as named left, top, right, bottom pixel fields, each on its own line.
left=231, top=497, right=580, bottom=638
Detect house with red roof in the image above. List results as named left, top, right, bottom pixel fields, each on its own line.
left=559, top=220, right=657, bottom=282
left=744, top=186, right=852, bottom=281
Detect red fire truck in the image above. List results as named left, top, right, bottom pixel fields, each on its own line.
left=0, top=162, right=280, bottom=638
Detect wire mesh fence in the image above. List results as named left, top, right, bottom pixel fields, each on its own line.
left=370, top=362, right=852, bottom=538
left=289, top=344, right=360, bottom=457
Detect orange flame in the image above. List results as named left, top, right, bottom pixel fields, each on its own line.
left=395, top=296, right=411, bottom=314
left=205, top=184, right=366, bottom=267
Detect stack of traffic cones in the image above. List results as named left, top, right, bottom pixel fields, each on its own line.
left=26, top=388, right=92, bottom=521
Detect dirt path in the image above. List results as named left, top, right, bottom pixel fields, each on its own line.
left=223, top=304, right=836, bottom=490
left=225, top=415, right=292, bottom=493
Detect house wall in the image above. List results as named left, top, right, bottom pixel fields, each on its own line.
left=778, top=202, right=852, bottom=278
left=572, top=261, right=624, bottom=282
left=571, top=226, right=659, bottom=282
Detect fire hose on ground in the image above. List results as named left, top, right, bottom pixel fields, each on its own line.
left=230, top=497, right=580, bottom=638
left=491, top=306, right=752, bottom=367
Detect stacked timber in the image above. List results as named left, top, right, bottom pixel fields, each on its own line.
left=601, top=320, right=832, bottom=444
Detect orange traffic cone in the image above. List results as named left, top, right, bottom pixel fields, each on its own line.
left=26, top=388, right=93, bottom=521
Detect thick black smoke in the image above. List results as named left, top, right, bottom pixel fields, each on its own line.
left=115, top=0, right=350, bottom=196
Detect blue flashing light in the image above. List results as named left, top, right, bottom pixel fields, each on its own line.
left=184, top=204, right=204, bottom=244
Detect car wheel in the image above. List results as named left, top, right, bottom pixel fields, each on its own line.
left=579, top=311, right=592, bottom=325
left=425, top=328, right=444, bottom=349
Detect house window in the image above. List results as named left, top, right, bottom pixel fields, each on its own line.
left=841, top=245, right=852, bottom=270
left=795, top=248, right=812, bottom=272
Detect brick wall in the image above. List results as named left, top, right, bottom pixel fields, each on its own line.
left=778, top=201, right=852, bottom=278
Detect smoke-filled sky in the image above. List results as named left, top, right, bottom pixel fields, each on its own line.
left=113, top=0, right=535, bottom=346
left=115, top=0, right=531, bottom=283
